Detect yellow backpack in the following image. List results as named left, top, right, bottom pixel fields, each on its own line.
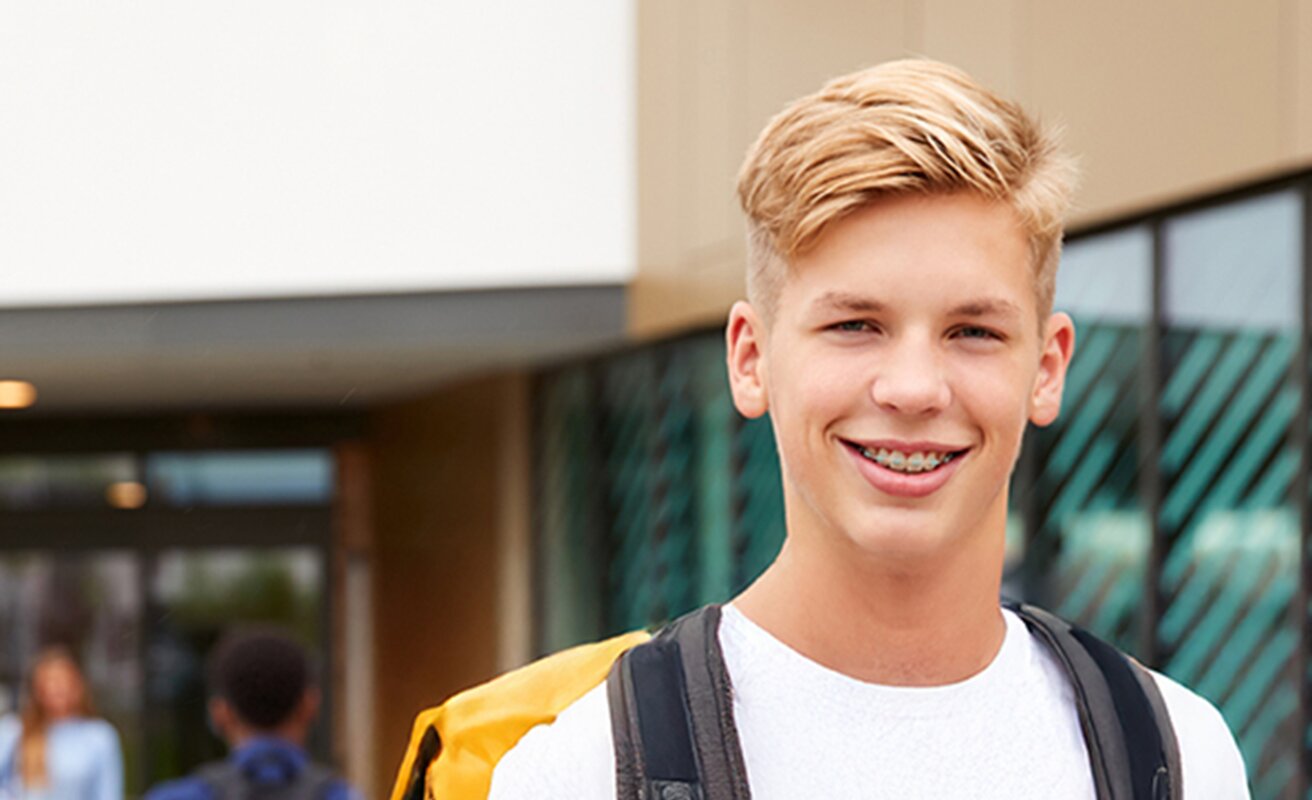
left=388, top=629, right=650, bottom=800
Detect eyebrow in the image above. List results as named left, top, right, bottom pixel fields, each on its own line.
left=812, top=291, right=887, bottom=314
left=948, top=298, right=1024, bottom=319
left=812, top=291, right=1023, bottom=320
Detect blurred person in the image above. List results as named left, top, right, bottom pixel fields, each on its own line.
left=0, top=647, right=123, bottom=800
left=448, top=59, right=1247, bottom=799
left=144, top=628, right=358, bottom=800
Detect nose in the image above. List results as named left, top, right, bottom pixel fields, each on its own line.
left=870, top=335, right=951, bottom=415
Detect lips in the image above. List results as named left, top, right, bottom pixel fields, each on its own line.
left=840, top=438, right=971, bottom=498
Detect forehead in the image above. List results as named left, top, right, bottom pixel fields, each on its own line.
left=36, top=659, right=78, bottom=681
left=781, top=193, right=1035, bottom=316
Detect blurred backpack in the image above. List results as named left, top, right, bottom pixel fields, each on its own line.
left=196, top=759, right=342, bottom=800
left=392, top=603, right=1180, bottom=800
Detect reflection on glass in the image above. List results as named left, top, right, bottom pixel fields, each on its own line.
left=1056, top=226, right=1152, bottom=323
left=1159, top=189, right=1302, bottom=797
left=0, top=455, right=136, bottom=510
left=1164, top=191, right=1302, bottom=330
left=1029, top=225, right=1151, bottom=655
left=146, top=451, right=332, bottom=506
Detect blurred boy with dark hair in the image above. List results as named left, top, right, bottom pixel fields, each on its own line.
left=146, top=629, right=358, bottom=800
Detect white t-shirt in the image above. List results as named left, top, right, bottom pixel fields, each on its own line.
left=490, top=605, right=1250, bottom=799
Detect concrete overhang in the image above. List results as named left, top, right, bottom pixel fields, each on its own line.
left=0, top=285, right=626, bottom=415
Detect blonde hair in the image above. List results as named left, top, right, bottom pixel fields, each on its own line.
left=19, top=648, right=94, bottom=789
left=737, top=59, right=1077, bottom=319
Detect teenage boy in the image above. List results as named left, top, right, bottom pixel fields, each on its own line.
left=490, top=59, right=1248, bottom=798
left=145, top=629, right=360, bottom=800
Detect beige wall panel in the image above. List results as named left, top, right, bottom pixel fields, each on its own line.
left=687, top=0, right=749, bottom=260
left=1296, top=0, right=1312, bottom=156
left=636, top=0, right=689, bottom=275
left=742, top=0, right=906, bottom=133
left=918, top=0, right=1022, bottom=99
left=369, top=376, right=511, bottom=800
left=633, top=0, right=910, bottom=337
left=1025, top=0, right=1288, bottom=224
left=633, top=0, right=749, bottom=337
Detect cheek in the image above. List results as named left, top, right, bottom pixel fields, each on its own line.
left=770, top=345, right=854, bottom=413
left=956, top=360, right=1034, bottom=438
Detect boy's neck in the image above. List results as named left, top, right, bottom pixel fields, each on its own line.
left=733, top=520, right=1007, bottom=687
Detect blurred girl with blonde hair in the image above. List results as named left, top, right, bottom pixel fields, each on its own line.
left=0, top=647, right=122, bottom=800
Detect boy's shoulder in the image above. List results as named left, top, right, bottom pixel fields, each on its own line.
left=488, top=681, right=615, bottom=799
left=1147, top=669, right=1250, bottom=798
left=487, top=607, right=1252, bottom=800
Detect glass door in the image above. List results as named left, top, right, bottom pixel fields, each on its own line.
left=0, top=448, right=334, bottom=798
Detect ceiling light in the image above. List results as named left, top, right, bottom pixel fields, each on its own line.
left=106, top=481, right=148, bottom=510
left=0, top=380, right=37, bottom=409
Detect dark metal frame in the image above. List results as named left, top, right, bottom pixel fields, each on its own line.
left=1296, top=177, right=1312, bottom=800
left=0, top=410, right=364, bottom=454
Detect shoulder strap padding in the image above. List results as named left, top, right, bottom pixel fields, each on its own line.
left=388, top=628, right=650, bottom=800
left=1009, top=602, right=1180, bottom=800
left=613, top=602, right=1180, bottom=800
left=196, top=759, right=341, bottom=800
left=609, top=605, right=751, bottom=800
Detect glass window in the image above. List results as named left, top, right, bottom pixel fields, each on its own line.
left=0, top=454, right=136, bottom=510
left=1028, top=225, right=1152, bottom=655
left=1164, top=190, right=1302, bottom=330
left=1159, top=188, right=1303, bottom=796
left=144, top=450, right=333, bottom=506
left=1057, top=226, right=1153, bottom=322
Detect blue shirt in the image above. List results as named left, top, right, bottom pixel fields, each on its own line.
left=0, top=714, right=123, bottom=800
left=144, top=738, right=358, bottom=800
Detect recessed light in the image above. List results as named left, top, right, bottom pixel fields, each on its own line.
left=106, top=481, right=148, bottom=510
left=0, top=380, right=37, bottom=410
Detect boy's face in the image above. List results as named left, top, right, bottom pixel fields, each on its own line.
left=726, top=192, right=1074, bottom=565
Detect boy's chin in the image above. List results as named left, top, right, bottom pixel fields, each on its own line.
left=841, top=523, right=962, bottom=567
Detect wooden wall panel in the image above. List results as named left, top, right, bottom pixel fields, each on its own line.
left=368, top=374, right=524, bottom=800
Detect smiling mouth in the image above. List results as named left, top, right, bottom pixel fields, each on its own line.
left=842, top=441, right=970, bottom=475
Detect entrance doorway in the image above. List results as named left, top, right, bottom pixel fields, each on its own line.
left=0, top=449, right=334, bottom=797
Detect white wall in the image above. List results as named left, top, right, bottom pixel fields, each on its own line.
left=0, top=1, right=635, bottom=307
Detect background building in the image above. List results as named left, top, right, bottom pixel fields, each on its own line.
left=1, top=2, right=1310, bottom=798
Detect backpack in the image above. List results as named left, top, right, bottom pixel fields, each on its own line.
left=196, top=758, right=341, bottom=800
left=392, top=603, right=1180, bottom=800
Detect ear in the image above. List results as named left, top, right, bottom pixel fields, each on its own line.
left=209, top=697, right=236, bottom=739
left=296, top=686, right=322, bottom=725
left=1029, top=312, right=1076, bottom=427
left=725, top=301, right=769, bottom=419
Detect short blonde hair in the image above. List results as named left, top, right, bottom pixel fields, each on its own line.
left=737, top=59, right=1077, bottom=319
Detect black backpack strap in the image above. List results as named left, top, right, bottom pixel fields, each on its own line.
left=608, top=605, right=751, bottom=800
left=1009, top=602, right=1181, bottom=800
left=399, top=726, right=441, bottom=800
left=196, top=757, right=346, bottom=800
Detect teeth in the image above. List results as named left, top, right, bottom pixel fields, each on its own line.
left=857, top=446, right=958, bottom=474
